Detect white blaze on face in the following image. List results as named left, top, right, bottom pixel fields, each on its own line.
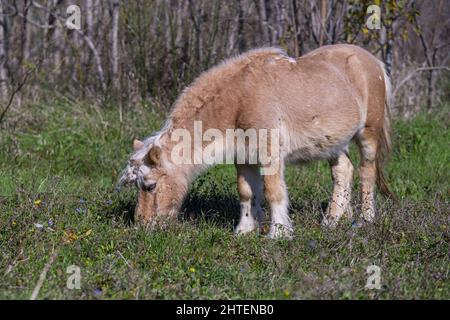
left=117, top=140, right=154, bottom=188
left=117, top=163, right=136, bottom=188
left=118, top=159, right=152, bottom=189
left=117, top=121, right=171, bottom=190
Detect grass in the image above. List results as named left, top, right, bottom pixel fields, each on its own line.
left=0, top=101, right=449, bottom=299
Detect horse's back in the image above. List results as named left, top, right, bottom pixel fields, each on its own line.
left=257, top=44, right=386, bottom=160
left=299, top=44, right=386, bottom=128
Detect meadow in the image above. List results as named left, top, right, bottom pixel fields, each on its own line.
left=0, top=101, right=449, bottom=299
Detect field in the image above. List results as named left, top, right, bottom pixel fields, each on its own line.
left=0, top=101, right=449, bottom=299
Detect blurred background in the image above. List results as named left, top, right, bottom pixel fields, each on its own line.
left=0, top=0, right=448, bottom=122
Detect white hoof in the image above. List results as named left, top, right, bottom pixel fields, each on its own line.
left=321, top=215, right=339, bottom=229
left=361, top=212, right=375, bottom=224
left=234, top=221, right=259, bottom=235
left=266, top=223, right=294, bottom=240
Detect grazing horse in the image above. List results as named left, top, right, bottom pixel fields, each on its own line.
left=118, top=44, right=394, bottom=239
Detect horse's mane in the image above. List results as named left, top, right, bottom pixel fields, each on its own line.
left=117, top=119, right=172, bottom=189
left=129, top=120, right=171, bottom=162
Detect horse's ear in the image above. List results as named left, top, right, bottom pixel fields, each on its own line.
left=148, top=145, right=161, bottom=166
left=133, top=139, right=144, bottom=151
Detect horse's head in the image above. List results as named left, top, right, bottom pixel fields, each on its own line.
left=118, top=138, right=187, bottom=224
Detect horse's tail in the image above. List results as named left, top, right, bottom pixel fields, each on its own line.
left=376, top=61, right=397, bottom=201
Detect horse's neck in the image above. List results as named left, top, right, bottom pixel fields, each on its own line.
left=161, top=133, right=209, bottom=184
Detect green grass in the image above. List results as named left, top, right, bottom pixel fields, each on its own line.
left=0, top=101, right=449, bottom=299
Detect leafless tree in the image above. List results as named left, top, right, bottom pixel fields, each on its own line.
left=111, top=0, right=120, bottom=93
left=0, top=0, right=446, bottom=117
left=0, top=0, right=9, bottom=102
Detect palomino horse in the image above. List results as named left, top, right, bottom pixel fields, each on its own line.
left=119, top=44, right=394, bottom=239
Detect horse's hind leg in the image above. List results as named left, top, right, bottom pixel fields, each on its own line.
left=322, top=150, right=354, bottom=228
left=356, top=128, right=378, bottom=223
left=235, top=164, right=264, bottom=234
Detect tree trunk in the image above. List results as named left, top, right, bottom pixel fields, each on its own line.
left=227, top=1, right=245, bottom=55
left=51, top=0, right=63, bottom=76
left=258, top=0, right=270, bottom=45
left=0, top=0, right=9, bottom=102
left=384, top=22, right=394, bottom=76
left=175, top=0, right=188, bottom=54
left=86, top=0, right=94, bottom=40
left=319, top=0, right=327, bottom=46
left=236, top=0, right=246, bottom=53
left=111, top=0, right=120, bottom=93
left=274, top=1, right=284, bottom=44
left=20, top=0, right=31, bottom=64
left=188, top=0, right=203, bottom=65
left=83, top=0, right=95, bottom=90
left=291, top=0, right=301, bottom=56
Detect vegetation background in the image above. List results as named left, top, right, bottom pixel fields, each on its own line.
left=0, top=0, right=449, bottom=299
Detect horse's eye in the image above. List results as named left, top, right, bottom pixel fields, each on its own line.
left=145, top=182, right=157, bottom=192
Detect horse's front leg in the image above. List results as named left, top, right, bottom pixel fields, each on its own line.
left=263, top=161, right=293, bottom=239
left=235, top=165, right=264, bottom=234
left=322, top=150, right=354, bottom=228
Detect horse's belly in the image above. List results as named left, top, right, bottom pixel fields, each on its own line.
left=280, top=92, right=363, bottom=162
left=284, top=122, right=359, bottom=163
left=285, top=140, right=347, bottom=163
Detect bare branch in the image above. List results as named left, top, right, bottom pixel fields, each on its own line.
left=0, top=58, right=42, bottom=124
left=393, top=66, right=450, bottom=98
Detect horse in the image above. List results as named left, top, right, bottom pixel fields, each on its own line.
left=118, top=44, right=394, bottom=239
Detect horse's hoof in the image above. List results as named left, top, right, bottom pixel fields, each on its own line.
left=321, top=216, right=339, bottom=229
left=234, top=222, right=258, bottom=235
left=266, top=224, right=294, bottom=240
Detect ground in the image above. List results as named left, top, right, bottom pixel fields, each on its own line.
left=0, top=101, right=449, bottom=299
